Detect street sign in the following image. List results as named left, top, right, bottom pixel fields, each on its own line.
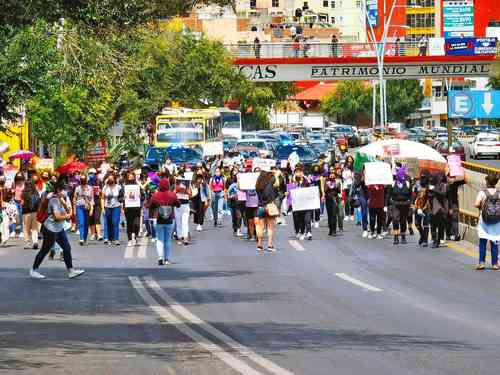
left=448, top=90, right=500, bottom=119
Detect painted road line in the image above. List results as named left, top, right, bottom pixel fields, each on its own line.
left=124, top=245, right=134, bottom=259
left=288, top=240, right=306, bottom=252
left=335, top=273, right=383, bottom=292
left=129, top=277, right=265, bottom=375
left=137, top=241, right=147, bottom=259
left=145, top=276, right=294, bottom=375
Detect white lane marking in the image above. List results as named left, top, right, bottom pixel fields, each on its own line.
left=335, top=273, right=383, bottom=292
left=145, top=277, right=294, bottom=375
left=288, top=240, right=306, bottom=252
left=124, top=246, right=134, bottom=259
left=137, top=241, right=147, bottom=259
left=129, top=277, right=264, bottom=375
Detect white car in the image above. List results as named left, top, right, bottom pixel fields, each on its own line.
left=470, top=133, right=500, bottom=159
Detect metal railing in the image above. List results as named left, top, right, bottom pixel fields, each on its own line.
left=227, top=41, right=426, bottom=59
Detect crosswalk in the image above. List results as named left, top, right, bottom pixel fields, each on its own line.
left=124, top=240, right=151, bottom=259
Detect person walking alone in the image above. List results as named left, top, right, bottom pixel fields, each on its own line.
left=148, top=178, right=180, bottom=266
left=102, top=175, right=122, bottom=245
left=124, top=172, right=142, bottom=247
left=30, top=180, right=85, bottom=279
left=73, top=174, right=93, bottom=246
left=474, top=174, right=500, bottom=270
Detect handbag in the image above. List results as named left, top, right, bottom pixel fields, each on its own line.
left=265, top=202, right=279, bottom=217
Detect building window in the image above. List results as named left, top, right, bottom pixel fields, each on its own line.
left=250, top=0, right=256, bottom=9
left=406, top=13, right=435, bottom=28
left=407, top=0, right=435, bottom=6
left=272, top=0, right=279, bottom=7
left=331, top=1, right=335, bottom=8
left=331, top=16, right=335, bottom=24
left=323, top=0, right=329, bottom=7
left=356, top=0, right=362, bottom=7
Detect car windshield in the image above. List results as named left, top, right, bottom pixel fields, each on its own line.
left=146, top=148, right=166, bottom=160
left=277, top=146, right=317, bottom=159
left=237, top=141, right=266, bottom=149
left=167, top=148, right=202, bottom=163
left=311, top=142, right=329, bottom=153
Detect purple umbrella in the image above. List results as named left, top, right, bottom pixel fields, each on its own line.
left=9, top=150, right=35, bottom=160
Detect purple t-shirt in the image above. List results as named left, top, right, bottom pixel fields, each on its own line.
left=245, top=190, right=258, bottom=208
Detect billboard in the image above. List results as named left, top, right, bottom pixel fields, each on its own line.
left=445, top=37, right=498, bottom=56
left=366, top=0, right=378, bottom=27
left=443, top=0, right=474, bottom=38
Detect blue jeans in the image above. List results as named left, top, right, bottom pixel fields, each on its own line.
left=156, top=223, right=174, bottom=261
left=15, top=201, right=23, bottom=233
left=359, top=196, right=368, bottom=231
left=479, top=238, right=499, bottom=265
left=76, top=206, right=89, bottom=241
left=104, top=207, right=121, bottom=241
left=212, top=191, right=224, bottom=225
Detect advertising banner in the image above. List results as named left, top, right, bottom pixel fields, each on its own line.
left=291, top=186, right=321, bottom=212
left=445, top=37, right=474, bottom=56
left=366, top=0, right=378, bottom=27
left=443, top=0, right=474, bottom=38
left=474, top=38, right=498, bottom=55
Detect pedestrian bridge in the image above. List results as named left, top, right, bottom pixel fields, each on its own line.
left=227, top=42, right=497, bottom=82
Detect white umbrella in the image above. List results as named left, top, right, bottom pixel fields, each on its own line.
left=358, top=139, right=446, bottom=163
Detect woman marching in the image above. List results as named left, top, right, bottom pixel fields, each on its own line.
left=191, top=169, right=210, bottom=232
left=387, top=166, right=412, bottom=245
left=102, top=174, right=122, bottom=245
left=210, top=167, right=225, bottom=227
left=290, top=165, right=312, bottom=240
left=255, top=171, right=279, bottom=252
left=124, top=171, right=142, bottom=247
left=226, top=167, right=245, bottom=237
left=323, top=170, right=341, bottom=236
left=73, top=174, right=94, bottom=246
left=174, top=170, right=192, bottom=246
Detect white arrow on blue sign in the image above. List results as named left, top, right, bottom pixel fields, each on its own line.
left=448, top=90, right=500, bottom=119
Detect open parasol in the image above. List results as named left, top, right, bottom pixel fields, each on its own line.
left=56, top=160, right=88, bottom=174
left=9, top=150, right=35, bottom=160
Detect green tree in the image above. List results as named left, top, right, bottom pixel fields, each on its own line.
left=320, top=81, right=372, bottom=125
left=386, top=80, right=424, bottom=123
left=0, top=22, right=59, bottom=128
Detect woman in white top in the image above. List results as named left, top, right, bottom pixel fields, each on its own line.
left=101, top=175, right=122, bottom=245
left=474, top=174, right=500, bottom=270
left=73, top=174, right=94, bottom=246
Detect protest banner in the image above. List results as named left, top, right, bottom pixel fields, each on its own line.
left=176, top=171, right=193, bottom=182
left=291, top=186, right=321, bottom=212
left=252, top=158, right=276, bottom=171
left=203, top=142, right=224, bottom=157
left=35, top=158, right=54, bottom=171
left=447, top=154, right=464, bottom=177
left=364, top=162, right=393, bottom=186
left=236, top=190, right=247, bottom=201
left=280, top=160, right=288, bottom=169
left=238, top=172, right=259, bottom=190
left=124, top=185, right=141, bottom=208
left=4, top=170, right=16, bottom=188
left=382, top=143, right=400, bottom=157
left=395, top=157, right=419, bottom=178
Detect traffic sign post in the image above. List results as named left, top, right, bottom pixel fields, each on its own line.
left=448, top=90, right=500, bottom=119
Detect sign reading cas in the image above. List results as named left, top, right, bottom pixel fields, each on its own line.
left=238, top=60, right=493, bottom=82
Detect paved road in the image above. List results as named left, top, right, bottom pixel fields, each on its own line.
left=466, top=156, right=500, bottom=169
left=1, top=216, right=500, bottom=375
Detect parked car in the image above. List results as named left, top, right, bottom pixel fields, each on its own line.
left=275, top=144, right=319, bottom=172
left=235, top=139, right=273, bottom=158
left=470, top=133, right=500, bottom=159
left=358, top=129, right=371, bottom=146
left=435, top=140, right=466, bottom=161
left=144, top=147, right=167, bottom=171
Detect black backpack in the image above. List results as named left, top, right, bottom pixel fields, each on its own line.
left=482, top=190, right=500, bottom=224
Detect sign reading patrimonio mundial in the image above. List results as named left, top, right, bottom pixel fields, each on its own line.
left=238, top=61, right=493, bottom=81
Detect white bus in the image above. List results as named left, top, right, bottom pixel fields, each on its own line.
left=219, top=108, right=242, bottom=139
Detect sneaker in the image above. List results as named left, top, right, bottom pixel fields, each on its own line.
left=476, top=263, right=486, bottom=270
left=127, top=240, right=133, bottom=247
left=344, top=217, right=349, bottom=222
left=314, top=222, right=320, bottom=229
left=493, top=264, right=499, bottom=271
left=440, top=240, right=446, bottom=246
left=158, top=259, right=164, bottom=266
left=382, top=231, right=388, bottom=236
left=24, top=242, right=32, bottom=250
left=103, top=240, right=109, bottom=245
left=29, top=269, right=46, bottom=279
left=350, top=215, right=355, bottom=221
left=267, top=246, right=276, bottom=252
left=68, top=269, right=85, bottom=279
left=306, top=232, right=312, bottom=241
left=134, top=239, right=139, bottom=246
left=79, top=240, right=84, bottom=246
left=183, top=241, right=189, bottom=246
left=236, top=229, right=243, bottom=237
left=196, top=224, right=202, bottom=232
left=164, top=260, right=171, bottom=265
left=362, top=231, right=368, bottom=238
left=296, top=233, right=301, bottom=240
left=98, top=237, right=104, bottom=241
left=299, top=234, right=305, bottom=241
left=33, top=242, right=38, bottom=250
left=113, top=241, right=120, bottom=246
left=367, top=233, right=374, bottom=239
left=377, top=234, right=384, bottom=240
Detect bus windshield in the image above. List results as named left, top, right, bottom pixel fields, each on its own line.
left=157, top=130, right=204, bottom=144
left=221, top=113, right=241, bottom=129
left=157, top=121, right=203, bottom=131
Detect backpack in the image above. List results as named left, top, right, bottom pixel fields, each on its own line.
left=36, top=196, right=50, bottom=224
left=481, top=190, right=500, bottom=224
left=158, top=205, right=173, bottom=222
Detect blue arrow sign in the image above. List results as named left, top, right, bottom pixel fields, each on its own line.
left=448, top=90, right=500, bottom=119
